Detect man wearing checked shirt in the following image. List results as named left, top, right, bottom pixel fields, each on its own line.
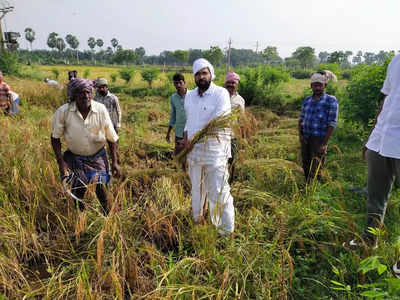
left=298, top=71, right=338, bottom=182
left=166, top=73, right=187, bottom=155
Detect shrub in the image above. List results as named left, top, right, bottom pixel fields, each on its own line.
left=83, top=68, right=91, bottom=78
left=110, top=73, right=117, bottom=83
left=51, top=68, right=60, bottom=79
left=141, top=68, right=160, bottom=88
left=0, top=52, right=20, bottom=76
left=238, top=66, right=289, bottom=108
left=119, top=68, right=134, bottom=84
left=290, top=69, right=313, bottom=79
left=317, top=63, right=341, bottom=78
left=342, top=57, right=391, bottom=127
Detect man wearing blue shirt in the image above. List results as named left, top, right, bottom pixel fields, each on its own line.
left=166, top=73, right=187, bottom=155
left=298, top=72, right=338, bottom=182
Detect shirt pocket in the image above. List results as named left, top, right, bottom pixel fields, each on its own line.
left=86, top=116, right=106, bottom=143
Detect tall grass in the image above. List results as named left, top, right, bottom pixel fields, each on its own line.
left=1, top=75, right=400, bottom=298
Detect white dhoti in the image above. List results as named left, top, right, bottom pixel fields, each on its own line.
left=187, top=141, right=234, bottom=234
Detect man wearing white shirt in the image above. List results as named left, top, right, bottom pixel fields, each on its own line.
left=344, top=55, right=400, bottom=250
left=183, top=58, right=234, bottom=234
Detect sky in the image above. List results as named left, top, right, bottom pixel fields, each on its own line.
left=3, top=0, right=400, bottom=58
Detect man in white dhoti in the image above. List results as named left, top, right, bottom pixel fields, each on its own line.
left=183, top=58, right=234, bottom=234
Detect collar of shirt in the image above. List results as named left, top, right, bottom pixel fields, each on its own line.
left=308, top=93, right=327, bottom=103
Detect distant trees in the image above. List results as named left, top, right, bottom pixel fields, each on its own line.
left=262, top=46, right=282, bottom=65
left=55, top=38, right=66, bottom=52
left=88, top=37, right=96, bottom=51
left=318, top=51, right=329, bottom=63
left=173, top=50, right=188, bottom=65
left=47, top=32, right=58, bottom=50
left=291, top=46, right=317, bottom=69
left=96, top=38, right=104, bottom=50
left=111, top=38, right=118, bottom=52
left=135, top=47, right=145, bottom=64
left=203, top=46, right=223, bottom=66
left=66, top=34, right=79, bottom=61
left=24, top=28, right=35, bottom=50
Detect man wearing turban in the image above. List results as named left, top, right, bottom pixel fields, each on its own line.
left=183, top=58, right=235, bottom=234
left=298, top=71, right=338, bottom=182
left=225, top=71, right=245, bottom=183
left=51, top=78, right=121, bottom=214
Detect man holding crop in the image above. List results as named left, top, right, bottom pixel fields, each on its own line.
left=298, top=71, right=338, bottom=182
left=51, top=78, right=121, bottom=214
left=344, top=56, right=400, bottom=260
left=166, top=73, right=187, bottom=155
left=183, top=58, right=234, bottom=235
left=0, top=71, right=12, bottom=115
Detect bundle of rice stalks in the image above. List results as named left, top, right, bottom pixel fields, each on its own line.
left=174, top=109, right=240, bottom=165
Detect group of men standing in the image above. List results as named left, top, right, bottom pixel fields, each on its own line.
left=166, top=59, right=245, bottom=234
left=43, top=53, right=400, bottom=254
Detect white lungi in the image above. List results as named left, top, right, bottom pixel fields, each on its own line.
left=188, top=141, right=234, bottom=234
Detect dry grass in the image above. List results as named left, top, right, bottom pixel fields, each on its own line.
left=0, top=74, right=368, bottom=299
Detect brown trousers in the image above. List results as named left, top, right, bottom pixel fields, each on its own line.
left=301, top=136, right=326, bottom=182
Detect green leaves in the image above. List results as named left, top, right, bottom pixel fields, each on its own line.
left=358, top=256, right=387, bottom=275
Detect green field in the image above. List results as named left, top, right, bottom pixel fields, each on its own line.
left=1, top=65, right=399, bottom=299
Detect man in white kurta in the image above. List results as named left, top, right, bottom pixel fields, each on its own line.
left=184, top=58, right=234, bottom=234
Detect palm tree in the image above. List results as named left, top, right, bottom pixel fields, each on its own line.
left=111, top=38, right=118, bottom=52
left=88, top=37, right=96, bottom=63
left=66, top=34, right=80, bottom=62
left=24, top=28, right=35, bottom=50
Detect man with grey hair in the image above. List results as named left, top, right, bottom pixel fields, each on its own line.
left=183, top=58, right=234, bottom=234
left=51, top=78, right=120, bottom=214
left=298, top=71, right=338, bottom=182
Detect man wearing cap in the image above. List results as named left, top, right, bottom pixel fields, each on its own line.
left=166, top=73, right=187, bottom=156
left=225, top=71, right=245, bottom=183
left=183, top=58, right=234, bottom=234
left=298, top=71, right=338, bottom=182
left=94, top=78, right=122, bottom=133
left=51, top=78, right=121, bottom=214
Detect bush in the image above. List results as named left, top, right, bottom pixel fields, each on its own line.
left=342, top=57, right=391, bottom=127
left=83, top=69, right=91, bottom=78
left=51, top=68, right=60, bottom=80
left=290, top=69, right=313, bottom=79
left=238, top=66, right=289, bottom=108
left=0, top=52, right=20, bottom=76
left=110, top=73, right=117, bottom=83
left=119, top=68, right=134, bottom=84
left=141, top=68, right=160, bottom=88
left=341, top=69, right=352, bottom=80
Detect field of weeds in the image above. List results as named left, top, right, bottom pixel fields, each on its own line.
left=1, top=71, right=400, bottom=299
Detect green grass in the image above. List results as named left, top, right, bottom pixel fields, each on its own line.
left=1, top=73, right=400, bottom=299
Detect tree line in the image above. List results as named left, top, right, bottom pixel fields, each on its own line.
left=20, top=28, right=397, bottom=68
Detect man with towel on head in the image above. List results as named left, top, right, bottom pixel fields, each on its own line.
left=183, top=58, right=235, bottom=235
left=51, top=78, right=121, bottom=214
left=225, top=71, right=245, bottom=183
left=298, top=71, right=338, bottom=182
